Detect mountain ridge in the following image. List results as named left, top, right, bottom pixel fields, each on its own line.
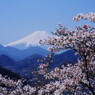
left=0, top=44, right=49, bottom=60
left=0, top=50, right=80, bottom=78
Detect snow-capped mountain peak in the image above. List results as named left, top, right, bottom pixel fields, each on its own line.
left=4, top=31, right=52, bottom=48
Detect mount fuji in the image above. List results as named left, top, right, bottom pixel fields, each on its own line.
left=5, top=31, right=52, bottom=49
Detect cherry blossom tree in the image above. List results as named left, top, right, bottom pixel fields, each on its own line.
left=39, top=12, right=95, bottom=95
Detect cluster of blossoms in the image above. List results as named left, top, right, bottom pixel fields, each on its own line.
left=36, top=60, right=95, bottom=95
left=73, top=12, right=95, bottom=22
left=41, top=62, right=95, bottom=95
left=40, top=24, right=95, bottom=54
left=37, top=53, right=54, bottom=75
left=0, top=74, right=22, bottom=87
left=0, top=74, right=37, bottom=95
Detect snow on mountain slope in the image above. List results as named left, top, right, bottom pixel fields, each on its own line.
left=5, top=31, right=52, bottom=47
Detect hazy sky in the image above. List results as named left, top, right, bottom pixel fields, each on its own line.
left=0, top=0, right=95, bottom=44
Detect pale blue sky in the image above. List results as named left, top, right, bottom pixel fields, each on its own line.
left=0, top=0, right=95, bottom=44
